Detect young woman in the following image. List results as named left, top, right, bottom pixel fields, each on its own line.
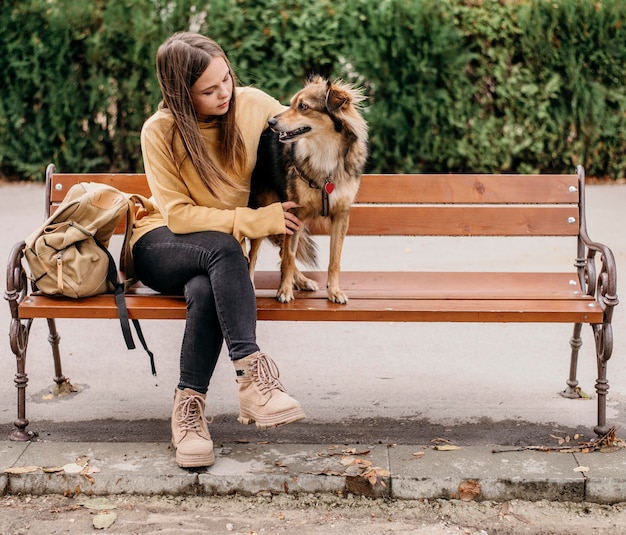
left=130, top=32, right=306, bottom=468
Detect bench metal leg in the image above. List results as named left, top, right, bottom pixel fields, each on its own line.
left=8, top=315, right=33, bottom=441
left=561, top=322, right=583, bottom=399
left=592, top=322, right=613, bottom=436
left=47, top=318, right=66, bottom=385
left=561, top=321, right=613, bottom=436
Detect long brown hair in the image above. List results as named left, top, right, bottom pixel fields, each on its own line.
left=156, top=32, right=247, bottom=195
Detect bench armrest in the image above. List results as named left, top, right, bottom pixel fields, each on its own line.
left=576, top=166, right=618, bottom=360
left=5, top=241, right=28, bottom=318
left=5, top=240, right=34, bottom=357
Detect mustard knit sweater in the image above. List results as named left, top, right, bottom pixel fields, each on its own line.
left=131, top=87, right=286, bottom=254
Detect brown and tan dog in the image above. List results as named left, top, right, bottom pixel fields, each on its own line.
left=248, top=76, right=368, bottom=303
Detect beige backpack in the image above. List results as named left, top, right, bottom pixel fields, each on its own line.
left=24, top=182, right=156, bottom=374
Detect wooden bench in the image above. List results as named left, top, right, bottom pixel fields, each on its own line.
left=5, top=163, right=618, bottom=441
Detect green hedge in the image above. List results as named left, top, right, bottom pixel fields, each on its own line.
left=1, top=0, right=624, bottom=180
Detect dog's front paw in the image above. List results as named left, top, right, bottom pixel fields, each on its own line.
left=327, top=288, right=348, bottom=304
left=276, top=287, right=295, bottom=303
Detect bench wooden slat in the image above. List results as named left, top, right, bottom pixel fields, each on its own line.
left=342, top=206, right=580, bottom=236
left=355, top=174, right=579, bottom=204
left=49, top=173, right=153, bottom=202
left=50, top=173, right=580, bottom=205
left=256, top=298, right=601, bottom=323
left=253, top=271, right=588, bottom=300
left=18, top=293, right=602, bottom=323
left=57, top=205, right=580, bottom=238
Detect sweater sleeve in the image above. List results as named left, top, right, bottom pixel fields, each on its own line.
left=140, top=109, right=286, bottom=241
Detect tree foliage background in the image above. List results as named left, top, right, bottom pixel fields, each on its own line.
left=1, top=0, right=624, bottom=181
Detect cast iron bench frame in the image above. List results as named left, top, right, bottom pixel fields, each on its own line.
left=5, top=163, right=618, bottom=441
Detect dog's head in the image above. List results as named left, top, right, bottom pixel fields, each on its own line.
left=269, top=76, right=367, bottom=143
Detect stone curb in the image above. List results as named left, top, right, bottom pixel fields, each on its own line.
left=2, top=441, right=626, bottom=504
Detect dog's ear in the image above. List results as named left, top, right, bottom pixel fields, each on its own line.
left=325, top=80, right=350, bottom=113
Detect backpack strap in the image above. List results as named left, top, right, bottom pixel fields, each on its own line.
left=94, top=237, right=157, bottom=377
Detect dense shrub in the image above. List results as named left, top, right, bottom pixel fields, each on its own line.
left=0, top=0, right=624, bottom=180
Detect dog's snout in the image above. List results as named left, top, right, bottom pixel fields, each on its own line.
left=268, top=117, right=277, bottom=128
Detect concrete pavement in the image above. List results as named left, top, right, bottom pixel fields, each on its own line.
left=1, top=178, right=626, bottom=503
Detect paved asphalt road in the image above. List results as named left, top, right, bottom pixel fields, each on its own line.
left=1, top=178, right=625, bottom=446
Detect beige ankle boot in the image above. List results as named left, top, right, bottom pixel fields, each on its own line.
left=234, top=352, right=306, bottom=428
left=171, top=388, right=215, bottom=468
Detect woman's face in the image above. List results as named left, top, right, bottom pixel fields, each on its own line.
left=190, top=56, right=233, bottom=120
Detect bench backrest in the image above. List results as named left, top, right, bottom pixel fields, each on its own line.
left=46, top=165, right=582, bottom=238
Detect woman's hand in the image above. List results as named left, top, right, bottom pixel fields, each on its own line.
left=282, top=201, right=302, bottom=235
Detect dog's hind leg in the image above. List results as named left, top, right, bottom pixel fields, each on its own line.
left=248, top=238, right=262, bottom=287
left=293, top=269, right=319, bottom=291
left=277, top=230, right=320, bottom=302
left=292, top=228, right=319, bottom=292
left=276, top=233, right=297, bottom=303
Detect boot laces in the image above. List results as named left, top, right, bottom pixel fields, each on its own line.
left=176, top=393, right=213, bottom=432
left=252, top=353, right=286, bottom=394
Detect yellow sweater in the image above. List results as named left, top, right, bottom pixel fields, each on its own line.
left=131, top=87, right=286, bottom=253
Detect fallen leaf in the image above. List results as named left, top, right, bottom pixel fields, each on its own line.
left=574, top=466, right=590, bottom=473
left=80, top=497, right=117, bottom=510
left=550, top=434, right=565, bottom=446
left=340, top=456, right=356, bottom=466
left=574, top=386, right=591, bottom=399
left=343, top=465, right=363, bottom=477
left=412, top=451, right=425, bottom=459
left=431, top=437, right=454, bottom=444
left=433, top=445, right=462, bottom=451
left=42, top=466, right=64, bottom=473
left=3, top=466, right=40, bottom=474
left=343, top=448, right=371, bottom=456
left=361, top=467, right=391, bottom=486
left=93, top=511, right=117, bottom=530
left=458, top=479, right=481, bottom=502
left=52, top=378, right=78, bottom=397
left=75, top=455, right=90, bottom=467
left=62, top=463, right=84, bottom=474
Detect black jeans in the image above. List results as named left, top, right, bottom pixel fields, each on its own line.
left=132, top=226, right=259, bottom=394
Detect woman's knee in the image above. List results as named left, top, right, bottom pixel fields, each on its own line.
left=199, top=232, right=246, bottom=268
left=206, top=232, right=242, bottom=256
left=184, top=275, right=214, bottom=307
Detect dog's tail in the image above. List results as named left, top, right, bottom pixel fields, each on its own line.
left=268, top=229, right=318, bottom=268
left=296, top=228, right=318, bottom=268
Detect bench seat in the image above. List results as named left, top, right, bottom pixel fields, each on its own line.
left=19, top=271, right=601, bottom=323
